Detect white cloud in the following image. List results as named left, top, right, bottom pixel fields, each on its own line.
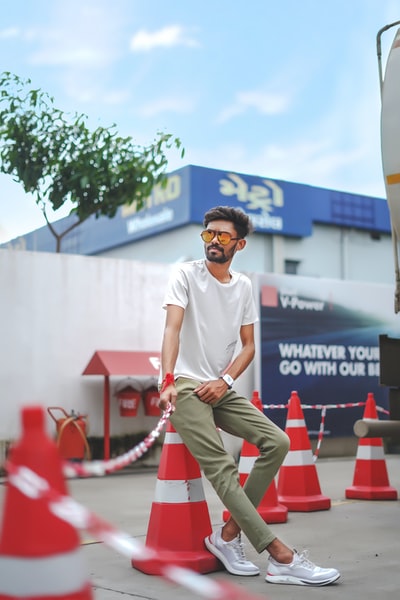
left=183, top=131, right=386, bottom=199
left=130, top=25, right=199, bottom=52
left=138, top=96, right=196, bottom=117
left=102, top=90, right=131, bottom=106
left=13, top=2, right=134, bottom=110
left=205, top=29, right=385, bottom=197
left=257, top=141, right=363, bottom=184
left=27, top=2, right=123, bottom=69
left=57, top=77, right=131, bottom=111
left=0, top=27, right=20, bottom=39
left=30, top=44, right=107, bottom=68
left=217, top=89, right=291, bottom=123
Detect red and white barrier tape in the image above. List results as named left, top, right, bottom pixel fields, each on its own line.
left=63, top=405, right=173, bottom=479
left=313, top=406, right=327, bottom=462
left=5, top=463, right=265, bottom=600
left=263, top=401, right=389, bottom=413
left=61, top=400, right=390, bottom=478
left=262, top=401, right=390, bottom=461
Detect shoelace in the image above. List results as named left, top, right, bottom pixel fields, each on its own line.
left=295, top=549, right=315, bottom=569
left=228, top=534, right=248, bottom=563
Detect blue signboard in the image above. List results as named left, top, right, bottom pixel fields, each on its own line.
left=259, top=273, right=400, bottom=438
left=2, top=166, right=192, bottom=254
left=188, top=165, right=391, bottom=237
left=2, top=164, right=391, bottom=254
left=190, top=166, right=313, bottom=235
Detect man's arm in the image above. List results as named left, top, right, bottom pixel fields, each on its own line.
left=224, top=322, right=256, bottom=381
left=159, top=304, right=184, bottom=409
left=195, top=323, right=255, bottom=404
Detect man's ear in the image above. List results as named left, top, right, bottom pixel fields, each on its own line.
left=236, top=238, right=247, bottom=252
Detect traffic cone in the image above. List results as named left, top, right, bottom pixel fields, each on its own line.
left=223, top=391, right=288, bottom=523
left=345, top=393, right=398, bottom=500
left=132, top=421, right=221, bottom=575
left=277, top=391, right=331, bottom=511
left=0, top=405, right=93, bottom=599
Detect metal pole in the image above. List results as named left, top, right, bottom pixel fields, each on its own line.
left=104, top=375, right=110, bottom=460
left=377, top=20, right=400, bottom=94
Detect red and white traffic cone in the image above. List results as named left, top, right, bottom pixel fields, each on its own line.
left=223, top=391, right=288, bottom=523
left=277, top=391, right=331, bottom=511
left=132, top=420, right=221, bottom=575
left=345, top=393, right=398, bottom=500
left=0, top=405, right=93, bottom=600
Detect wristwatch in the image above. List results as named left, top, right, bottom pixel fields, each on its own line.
left=220, top=373, right=234, bottom=389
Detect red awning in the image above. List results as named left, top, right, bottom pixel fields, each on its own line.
left=82, top=350, right=160, bottom=376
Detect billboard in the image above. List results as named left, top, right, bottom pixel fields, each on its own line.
left=259, top=273, right=400, bottom=437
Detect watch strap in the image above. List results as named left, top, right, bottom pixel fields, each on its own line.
left=220, top=373, right=234, bottom=389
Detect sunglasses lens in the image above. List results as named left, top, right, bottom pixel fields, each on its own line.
left=201, top=230, right=235, bottom=244
left=217, top=232, right=231, bottom=245
left=201, top=230, right=214, bottom=243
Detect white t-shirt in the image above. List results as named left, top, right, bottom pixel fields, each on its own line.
left=162, top=259, right=258, bottom=381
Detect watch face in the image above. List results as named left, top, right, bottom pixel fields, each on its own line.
left=224, top=374, right=234, bottom=387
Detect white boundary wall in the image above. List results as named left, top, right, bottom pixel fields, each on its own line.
left=0, top=250, right=171, bottom=443
left=0, top=249, right=255, bottom=454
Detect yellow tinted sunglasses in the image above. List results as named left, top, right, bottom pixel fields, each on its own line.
left=200, top=229, right=241, bottom=245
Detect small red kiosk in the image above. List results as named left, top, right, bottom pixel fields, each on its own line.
left=82, top=350, right=160, bottom=459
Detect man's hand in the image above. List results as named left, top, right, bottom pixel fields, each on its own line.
left=194, top=379, right=229, bottom=404
left=159, top=384, right=177, bottom=412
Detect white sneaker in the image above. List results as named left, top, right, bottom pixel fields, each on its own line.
left=266, top=550, right=340, bottom=586
left=204, top=529, right=260, bottom=576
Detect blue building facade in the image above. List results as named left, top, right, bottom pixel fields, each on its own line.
left=2, top=164, right=391, bottom=255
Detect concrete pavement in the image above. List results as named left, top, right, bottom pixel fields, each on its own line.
left=1, top=455, right=400, bottom=599
left=75, top=456, right=400, bottom=599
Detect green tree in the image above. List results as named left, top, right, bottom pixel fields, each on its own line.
left=0, top=72, right=183, bottom=252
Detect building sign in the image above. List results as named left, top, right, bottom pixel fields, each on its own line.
left=122, top=173, right=185, bottom=236
left=258, top=273, right=400, bottom=437
left=3, top=169, right=190, bottom=254
left=189, top=165, right=391, bottom=238
left=219, top=173, right=284, bottom=231
left=1, top=164, right=391, bottom=254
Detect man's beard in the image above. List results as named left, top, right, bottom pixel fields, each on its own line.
left=206, top=244, right=236, bottom=264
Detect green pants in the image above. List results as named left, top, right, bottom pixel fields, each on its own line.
left=169, top=377, right=290, bottom=553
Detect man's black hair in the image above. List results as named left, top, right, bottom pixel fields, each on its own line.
left=203, top=206, right=253, bottom=239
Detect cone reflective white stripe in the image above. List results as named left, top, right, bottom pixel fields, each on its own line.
left=164, top=431, right=184, bottom=444
left=0, top=548, right=88, bottom=596
left=154, top=478, right=206, bottom=503
left=285, top=419, right=306, bottom=428
left=238, top=455, right=256, bottom=474
left=282, top=449, right=314, bottom=467
left=356, top=445, right=386, bottom=460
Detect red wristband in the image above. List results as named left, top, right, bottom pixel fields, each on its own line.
left=161, top=372, right=175, bottom=392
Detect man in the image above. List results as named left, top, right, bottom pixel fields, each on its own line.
left=159, top=205, right=340, bottom=586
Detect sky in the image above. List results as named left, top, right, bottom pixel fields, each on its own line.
left=0, top=0, right=399, bottom=243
